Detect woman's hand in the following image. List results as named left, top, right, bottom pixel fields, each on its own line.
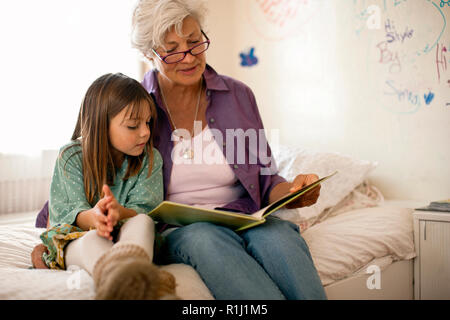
left=285, top=174, right=321, bottom=209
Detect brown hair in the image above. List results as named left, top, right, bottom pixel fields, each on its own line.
left=65, top=73, right=157, bottom=205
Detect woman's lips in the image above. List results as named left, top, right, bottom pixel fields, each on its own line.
left=179, top=65, right=197, bottom=75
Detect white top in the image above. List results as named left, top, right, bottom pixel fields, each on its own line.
left=167, top=125, right=246, bottom=209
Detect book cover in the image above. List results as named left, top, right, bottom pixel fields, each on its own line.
left=148, top=172, right=337, bottom=231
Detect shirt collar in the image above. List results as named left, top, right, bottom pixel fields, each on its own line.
left=203, top=64, right=229, bottom=91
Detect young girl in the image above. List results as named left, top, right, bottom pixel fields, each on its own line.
left=38, top=73, right=177, bottom=300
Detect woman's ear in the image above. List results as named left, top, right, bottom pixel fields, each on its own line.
left=144, top=53, right=154, bottom=63
left=140, top=56, right=155, bottom=75
left=143, top=54, right=157, bottom=71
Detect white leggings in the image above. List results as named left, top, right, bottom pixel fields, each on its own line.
left=65, top=214, right=155, bottom=275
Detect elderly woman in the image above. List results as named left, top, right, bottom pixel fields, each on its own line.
left=130, top=0, right=327, bottom=300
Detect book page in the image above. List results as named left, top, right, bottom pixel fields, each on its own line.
left=250, top=172, right=337, bottom=219
left=250, top=207, right=267, bottom=219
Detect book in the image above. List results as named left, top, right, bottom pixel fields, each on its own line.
left=148, top=171, right=337, bottom=231
left=416, top=199, right=450, bottom=213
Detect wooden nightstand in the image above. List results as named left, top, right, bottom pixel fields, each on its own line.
left=413, top=210, right=450, bottom=300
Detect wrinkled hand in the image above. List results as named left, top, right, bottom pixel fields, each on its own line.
left=285, top=174, right=321, bottom=209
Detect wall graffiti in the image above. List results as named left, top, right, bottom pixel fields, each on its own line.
left=239, top=47, right=259, bottom=67
left=246, top=0, right=319, bottom=41
left=353, top=0, right=449, bottom=114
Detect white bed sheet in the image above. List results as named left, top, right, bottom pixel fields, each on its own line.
left=0, top=214, right=213, bottom=300
left=302, top=202, right=417, bottom=285
left=0, top=201, right=418, bottom=299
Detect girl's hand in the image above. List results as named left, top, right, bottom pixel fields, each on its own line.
left=92, top=194, right=114, bottom=240
left=285, top=174, right=321, bottom=209
left=103, top=184, right=121, bottom=233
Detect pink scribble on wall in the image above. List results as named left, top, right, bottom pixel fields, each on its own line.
left=436, top=43, right=447, bottom=83
left=255, top=0, right=305, bottom=28
left=376, top=41, right=402, bottom=74
left=248, top=0, right=317, bottom=41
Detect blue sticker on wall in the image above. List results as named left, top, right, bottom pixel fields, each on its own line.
left=240, top=47, right=258, bottom=67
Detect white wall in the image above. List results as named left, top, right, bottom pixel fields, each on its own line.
left=0, top=0, right=141, bottom=155
left=205, top=0, right=450, bottom=201
left=0, top=1, right=141, bottom=213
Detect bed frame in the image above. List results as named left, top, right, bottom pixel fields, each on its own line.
left=0, top=210, right=416, bottom=300
left=324, top=259, right=414, bottom=300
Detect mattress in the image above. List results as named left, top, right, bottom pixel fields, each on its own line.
left=0, top=201, right=418, bottom=299
left=0, top=212, right=213, bottom=300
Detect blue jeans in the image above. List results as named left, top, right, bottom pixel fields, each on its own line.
left=155, top=216, right=327, bottom=300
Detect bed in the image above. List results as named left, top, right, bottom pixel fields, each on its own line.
left=0, top=145, right=420, bottom=300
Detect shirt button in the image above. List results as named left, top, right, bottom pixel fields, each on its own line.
left=206, top=90, right=211, bottom=96
left=222, top=142, right=226, bottom=146
left=209, top=118, right=215, bottom=123
left=233, top=164, right=238, bottom=169
left=250, top=184, right=254, bottom=189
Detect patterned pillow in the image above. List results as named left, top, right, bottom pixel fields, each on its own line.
left=271, top=144, right=377, bottom=230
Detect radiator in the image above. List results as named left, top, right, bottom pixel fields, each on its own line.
left=0, top=178, right=51, bottom=214
left=0, top=150, right=57, bottom=214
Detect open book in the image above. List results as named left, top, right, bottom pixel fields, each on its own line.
left=148, top=172, right=337, bottom=232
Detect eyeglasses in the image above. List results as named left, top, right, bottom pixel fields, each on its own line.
left=152, top=30, right=210, bottom=64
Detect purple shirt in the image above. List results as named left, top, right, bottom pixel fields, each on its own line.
left=35, top=65, right=286, bottom=228
left=143, top=64, right=286, bottom=214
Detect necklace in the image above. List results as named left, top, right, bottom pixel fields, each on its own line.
left=158, top=76, right=203, bottom=159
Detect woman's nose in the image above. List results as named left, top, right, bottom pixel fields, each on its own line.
left=179, top=43, right=196, bottom=61
left=181, top=50, right=196, bottom=63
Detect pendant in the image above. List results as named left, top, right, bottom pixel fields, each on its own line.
left=182, top=148, right=194, bottom=159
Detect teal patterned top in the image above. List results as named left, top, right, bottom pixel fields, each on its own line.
left=48, top=141, right=164, bottom=227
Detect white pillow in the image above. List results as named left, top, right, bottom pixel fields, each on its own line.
left=271, top=145, right=377, bottom=227
left=301, top=206, right=416, bottom=285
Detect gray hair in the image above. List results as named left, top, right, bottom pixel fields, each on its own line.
left=131, top=0, right=208, bottom=57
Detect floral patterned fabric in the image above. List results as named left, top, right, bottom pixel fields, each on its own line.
left=40, top=224, right=87, bottom=270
